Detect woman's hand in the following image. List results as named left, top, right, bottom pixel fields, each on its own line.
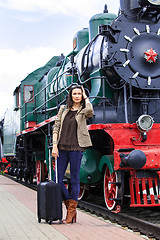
left=81, top=86, right=87, bottom=99
left=51, top=145, right=59, bottom=160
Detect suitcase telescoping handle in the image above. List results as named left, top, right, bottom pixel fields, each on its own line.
left=49, top=149, right=58, bottom=183
left=55, top=154, right=58, bottom=184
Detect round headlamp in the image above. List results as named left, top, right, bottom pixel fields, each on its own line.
left=148, top=0, right=160, bottom=5
left=136, top=114, right=154, bottom=132
left=138, top=0, right=160, bottom=6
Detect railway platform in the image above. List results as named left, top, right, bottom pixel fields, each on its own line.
left=0, top=175, right=146, bottom=240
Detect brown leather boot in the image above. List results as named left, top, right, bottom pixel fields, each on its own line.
left=64, top=199, right=78, bottom=224
left=64, top=199, right=70, bottom=209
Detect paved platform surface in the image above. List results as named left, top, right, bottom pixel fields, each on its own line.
left=0, top=175, right=146, bottom=240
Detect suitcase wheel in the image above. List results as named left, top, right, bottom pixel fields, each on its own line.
left=49, top=220, right=52, bottom=225
left=38, top=218, right=41, bottom=223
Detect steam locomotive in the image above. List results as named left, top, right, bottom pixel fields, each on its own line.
left=1, top=0, right=160, bottom=211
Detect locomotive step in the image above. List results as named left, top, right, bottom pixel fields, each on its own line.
left=109, top=181, right=121, bottom=187
left=109, top=197, right=122, bottom=201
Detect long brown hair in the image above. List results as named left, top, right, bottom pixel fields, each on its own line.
left=66, top=85, right=85, bottom=109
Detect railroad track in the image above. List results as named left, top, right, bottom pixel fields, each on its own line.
left=4, top=174, right=160, bottom=239
left=78, top=200, right=160, bottom=240
left=4, top=174, right=37, bottom=191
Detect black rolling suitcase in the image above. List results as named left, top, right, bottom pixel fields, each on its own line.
left=37, top=150, right=62, bottom=224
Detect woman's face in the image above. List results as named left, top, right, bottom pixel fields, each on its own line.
left=71, top=88, right=82, bottom=103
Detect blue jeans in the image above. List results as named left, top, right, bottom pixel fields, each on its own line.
left=54, top=150, right=83, bottom=201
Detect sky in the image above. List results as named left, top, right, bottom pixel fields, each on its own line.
left=0, top=0, right=120, bottom=119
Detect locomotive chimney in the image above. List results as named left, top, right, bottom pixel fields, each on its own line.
left=120, top=0, right=140, bottom=12
left=103, top=4, right=108, bottom=13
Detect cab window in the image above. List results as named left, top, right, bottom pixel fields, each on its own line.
left=24, top=85, right=34, bottom=103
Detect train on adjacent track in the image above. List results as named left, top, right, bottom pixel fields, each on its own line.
left=1, top=0, right=160, bottom=212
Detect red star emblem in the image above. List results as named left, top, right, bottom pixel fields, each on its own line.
left=144, top=48, right=158, bottom=63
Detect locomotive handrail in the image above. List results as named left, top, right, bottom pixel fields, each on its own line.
left=77, top=73, right=126, bottom=90
left=21, top=54, right=71, bottom=120
left=21, top=83, right=70, bottom=119
left=22, top=68, right=160, bottom=120
left=129, top=97, right=160, bottom=100
left=20, top=69, right=69, bottom=109
left=21, top=72, right=132, bottom=120
left=21, top=72, right=112, bottom=120
left=20, top=69, right=69, bottom=120
left=22, top=66, right=150, bottom=121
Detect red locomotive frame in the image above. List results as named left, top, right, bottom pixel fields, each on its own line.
left=88, top=123, right=160, bottom=208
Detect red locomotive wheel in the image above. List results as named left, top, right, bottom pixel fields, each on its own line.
left=78, top=184, right=88, bottom=200
left=36, top=161, right=46, bottom=184
left=36, top=161, right=41, bottom=185
left=103, top=166, right=118, bottom=210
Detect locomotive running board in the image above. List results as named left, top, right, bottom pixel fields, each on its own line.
left=129, top=174, right=160, bottom=207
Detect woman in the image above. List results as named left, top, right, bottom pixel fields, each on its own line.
left=51, top=85, right=93, bottom=224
